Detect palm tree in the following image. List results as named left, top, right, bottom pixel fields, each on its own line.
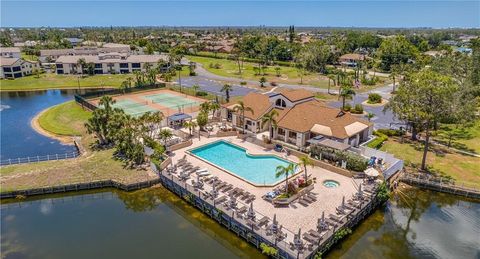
left=261, top=109, right=279, bottom=140
left=183, top=120, right=197, bottom=136
left=77, top=58, right=86, bottom=75
left=192, top=84, right=200, bottom=96
left=159, top=128, right=173, bottom=147
left=209, top=101, right=220, bottom=118
left=233, top=101, right=253, bottom=134
left=389, top=66, right=398, bottom=93
left=327, top=74, right=336, bottom=94
left=259, top=77, right=267, bottom=87
left=366, top=112, right=375, bottom=122
left=275, top=164, right=296, bottom=194
left=299, top=155, right=314, bottom=182
left=221, top=84, right=233, bottom=102
left=339, top=85, right=356, bottom=111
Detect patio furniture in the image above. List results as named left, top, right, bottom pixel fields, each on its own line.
left=257, top=216, right=269, bottom=228
left=329, top=214, right=342, bottom=223
left=214, top=195, right=227, bottom=204
left=236, top=206, right=247, bottom=215
left=298, top=198, right=309, bottom=207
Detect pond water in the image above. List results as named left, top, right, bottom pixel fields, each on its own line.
left=1, top=187, right=478, bottom=259
left=0, top=90, right=94, bottom=160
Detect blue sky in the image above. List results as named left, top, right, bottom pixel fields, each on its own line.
left=1, top=1, right=479, bottom=28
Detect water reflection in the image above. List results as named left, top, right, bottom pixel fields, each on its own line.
left=0, top=188, right=263, bottom=259
left=325, top=186, right=480, bottom=259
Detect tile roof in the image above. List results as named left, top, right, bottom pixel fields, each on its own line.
left=0, top=57, right=20, bottom=66
left=276, top=100, right=371, bottom=139
left=0, top=47, right=21, bottom=53
left=224, top=92, right=272, bottom=121
left=55, top=54, right=169, bottom=64
left=273, top=89, right=314, bottom=102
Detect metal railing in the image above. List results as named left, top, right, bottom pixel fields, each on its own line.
left=0, top=151, right=80, bottom=166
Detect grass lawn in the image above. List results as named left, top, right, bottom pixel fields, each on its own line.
left=38, top=101, right=92, bottom=136
left=0, top=73, right=131, bottom=91
left=0, top=100, right=156, bottom=192
left=380, top=138, right=480, bottom=189
left=188, top=55, right=388, bottom=91
left=432, top=120, right=480, bottom=154
left=21, top=52, right=39, bottom=62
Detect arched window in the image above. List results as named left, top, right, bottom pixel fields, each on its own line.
left=275, top=98, right=286, bottom=108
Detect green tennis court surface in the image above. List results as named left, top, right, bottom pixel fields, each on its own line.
left=112, top=99, right=157, bottom=117
left=143, top=93, right=202, bottom=108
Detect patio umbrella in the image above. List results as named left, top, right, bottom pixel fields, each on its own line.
left=317, top=211, right=327, bottom=232
left=247, top=202, right=256, bottom=220
left=357, top=183, right=363, bottom=199
left=294, top=228, right=303, bottom=248
left=229, top=193, right=237, bottom=208
left=210, top=183, right=218, bottom=198
left=342, top=196, right=346, bottom=209
left=271, top=214, right=278, bottom=233
left=364, top=167, right=380, bottom=178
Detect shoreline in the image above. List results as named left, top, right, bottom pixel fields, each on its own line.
left=31, top=108, right=74, bottom=145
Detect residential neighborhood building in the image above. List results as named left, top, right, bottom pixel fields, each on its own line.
left=54, top=53, right=170, bottom=74
left=0, top=47, right=21, bottom=58
left=338, top=53, right=367, bottom=67
left=39, top=45, right=132, bottom=63
left=0, top=57, right=40, bottom=79
left=221, top=89, right=373, bottom=149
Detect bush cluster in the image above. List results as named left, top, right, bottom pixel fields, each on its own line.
left=351, top=104, right=364, bottom=114
left=195, top=91, right=208, bottom=97
left=367, top=131, right=388, bottom=149
left=367, top=93, right=382, bottom=104
left=310, top=145, right=368, bottom=172
left=208, top=63, right=222, bottom=69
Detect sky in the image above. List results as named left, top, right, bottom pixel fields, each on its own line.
left=1, top=1, right=479, bottom=28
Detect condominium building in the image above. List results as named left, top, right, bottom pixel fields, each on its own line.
left=54, top=53, right=170, bottom=74
left=0, top=47, right=21, bottom=58
left=0, top=57, right=40, bottom=79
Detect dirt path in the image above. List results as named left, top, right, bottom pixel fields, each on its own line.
left=31, top=108, right=74, bottom=145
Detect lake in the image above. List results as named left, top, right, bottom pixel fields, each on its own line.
left=0, top=90, right=93, bottom=160
left=1, top=187, right=479, bottom=259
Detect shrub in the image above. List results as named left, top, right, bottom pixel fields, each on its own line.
left=376, top=181, right=390, bottom=202
left=310, top=145, right=368, bottom=172
left=195, top=91, right=208, bottom=97
left=351, top=104, right=364, bottom=114
left=376, top=128, right=403, bottom=136
left=367, top=93, right=382, bottom=104
left=367, top=131, right=388, bottom=149
left=240, top=81, right=247, bottom=85
left=270, top=81, right=278, bottom=86
left=260, top=243, right=278, bottom=256
left=343, top=103, right=352, bottom=111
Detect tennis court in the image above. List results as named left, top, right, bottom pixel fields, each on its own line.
left=143, top=93, right=203, bottom=109
left=88, top=89, right=205, bottom=117
left=112, top=99, right=158, bottom=117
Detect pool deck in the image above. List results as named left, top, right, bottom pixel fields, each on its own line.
left=172, top=136, right=359, bottom=234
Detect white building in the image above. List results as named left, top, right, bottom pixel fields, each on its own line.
left=0, top=47, right=21, bottom=58
left=1, top=57, right=40, bottom=79
left=55, top=53, right=170, bottom=74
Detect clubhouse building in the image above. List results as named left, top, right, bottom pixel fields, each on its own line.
left=221, top=89, right=373, bottom=149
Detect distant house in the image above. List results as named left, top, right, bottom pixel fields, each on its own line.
left=0, top=57, right=40, bottom=79
left=54, top=53, right=170, bottom=74
left=338, top=53, right=367, bottom=67
left=221, top=89, right=373, bottom=148
left=0, top=47, right=21, bottom=58
left=64, top=38, right=84, bottom=47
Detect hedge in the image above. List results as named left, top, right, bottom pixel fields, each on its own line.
left=310, top=145, right=368, bottom=172
left=366, top=131, right=388, bottom=149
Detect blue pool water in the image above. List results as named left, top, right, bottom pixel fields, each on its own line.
left=190, top=141, right=294, bottom=185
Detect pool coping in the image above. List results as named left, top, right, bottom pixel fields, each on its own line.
left=186, top=139, right=302, bottom=187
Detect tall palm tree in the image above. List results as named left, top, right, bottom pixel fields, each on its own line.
left=299, top=155, right=314, bottom=182
left=159, top=128, right=173, bottom=147
left=221, top=84, right=233, bottom=102
left=339, top=85, right=356, bottom=111
left=275, top=164, right=296, bottom=194
left=77, top=58, right=86, bottom=75
left=389, top=66, right=398, bottom=93
left=209, top=101, right=220, bottom=118
left=183, top=120, right=197, bottom=136
left=233, top=101, right=253, bottom=134
left=261, top=109, right=279, bottom=140
left=192, top=84, right=200, bottom=96
left=327, top=74, right=336, bottom=94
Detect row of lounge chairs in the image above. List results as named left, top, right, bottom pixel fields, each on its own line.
left=296, top=192, right=317, bottom=207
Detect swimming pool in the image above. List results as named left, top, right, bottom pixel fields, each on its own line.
left=190, top=141, right=295, bottom=186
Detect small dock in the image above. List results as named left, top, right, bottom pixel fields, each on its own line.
left=399, top=174, right=480, bottom=200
